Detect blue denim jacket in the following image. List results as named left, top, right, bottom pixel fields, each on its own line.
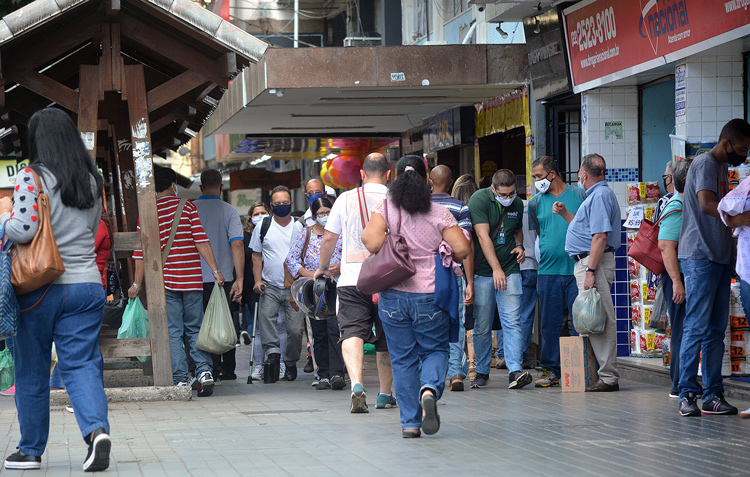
left=434, top=253, right=459, bottom=343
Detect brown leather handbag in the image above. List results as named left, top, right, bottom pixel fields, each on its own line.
left=11, top=170, right=65, bottom=295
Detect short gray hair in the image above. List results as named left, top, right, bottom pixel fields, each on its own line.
left=531, top=156, right=559, bottom=174
left=672, top=159, right=692, bottom=194
left=581, top=154, right=606, bottom=178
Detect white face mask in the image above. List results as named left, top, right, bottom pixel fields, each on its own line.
left=497, top=194, right=516, bottom=207
left=317, top=216, right=329, bottom=227
left=577, top=175, right=586, bottom=192
left=251, top=214, right=268, bottom=226
left=535, top=178, right=551, bottom=194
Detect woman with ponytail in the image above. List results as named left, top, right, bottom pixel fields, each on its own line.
left=361, top=155, right=470, bottom=438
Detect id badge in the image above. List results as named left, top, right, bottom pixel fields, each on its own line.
left=497, top=232, right=506, bottom=245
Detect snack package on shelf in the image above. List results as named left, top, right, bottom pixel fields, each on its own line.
left=627, top=183, right=642, bottom=205
left=642, top=305, right=652, bottom=328
left=630, top=280, right=641, bottom=303
left=626, top=230, right=638, bottom=249
left=628, top=257, right=640, bottom=279
left=631, top=305, right=642, bottom=328
left=662, top=338, right=671, bottom=367
left=645, top=182, right=661, bottom=201
left=644, top=205, right=655, bottom=222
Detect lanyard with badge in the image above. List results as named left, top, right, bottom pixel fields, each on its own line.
left=495, top=200, right=506, bottom=245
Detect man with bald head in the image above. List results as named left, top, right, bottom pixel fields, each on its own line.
left=315, top=153, right=396, bottom=413
left=430, top=165, right=474, bottom=391
left=302, top=178, right=328, bottom=226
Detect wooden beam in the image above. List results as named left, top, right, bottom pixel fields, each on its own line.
left=147, top=70, right=208, bottom=112
left=218, top=52, right=237, bottom=78
left=78, top=65, right=101, bottom=160
left=105, top=0, right=121, bottom=17
left=112, top=231, right=142, bottom=251
left=124, top=64, right=172, bottom=387
left=150, top=112, right=178, bottom=132
left=99, top=337, right=151, bottom=358
left=111, top=23, right=123, bottom=93
left=7, top=70, right=78, bottom=112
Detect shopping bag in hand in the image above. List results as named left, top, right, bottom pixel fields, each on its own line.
left=0, top=348, right=13, bottom=391
left=572, top=288, right=605, bottom=334
left=196, top=285, right=236, bottom=354
left=117, top=297, right=151, bottom=362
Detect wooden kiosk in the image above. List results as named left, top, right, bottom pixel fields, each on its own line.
left=0, top=0, right=267, bottom=386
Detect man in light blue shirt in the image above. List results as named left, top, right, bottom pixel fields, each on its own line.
left=555, top=154, right=621, bottom=392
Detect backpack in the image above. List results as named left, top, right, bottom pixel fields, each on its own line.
left=259, top=215, right=306, bottom=244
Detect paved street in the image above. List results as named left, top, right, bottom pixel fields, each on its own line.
left=2, top=344, right=750, bottom=476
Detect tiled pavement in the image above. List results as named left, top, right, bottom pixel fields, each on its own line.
left=2, top=344, right=750, bottom=476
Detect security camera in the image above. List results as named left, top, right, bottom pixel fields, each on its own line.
left=477, top=6, right=484, bottom=12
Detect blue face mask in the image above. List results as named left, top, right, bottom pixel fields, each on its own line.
left=307, top=193, right=324, bottom=206
left=272, top=204, right=292, bottom=218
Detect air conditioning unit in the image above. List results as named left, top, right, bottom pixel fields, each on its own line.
left=343, top=36, right=382, bottom=47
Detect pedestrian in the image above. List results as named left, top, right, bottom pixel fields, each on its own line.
left=0, top=108, right=110, bottom=471
left=677, top=118, right=750, bottom=416
left=430, top=165, right=474, bottom=391
left=468, top=168, right=531, bottom=390
left=518, top=199, right=538, bottom=367
left=528, top=155, right=586, bottom=388
left=556, top=153, right=620, bottom=392
left=194, top=169, right=245, bottom=382
left=285, top=197, right=345, bottom=390
left=314, top=152, right=396, bottom=413
left=302, top=178, right=329, bottom=226
left=658, top=158, right=691, bottom=398
left=362, top=155, right=470, bottom=437
left=250, top=185, right=305, bottom=381
left=656, top=161, right=675, bottom=220
left=129, top=167, right=226, bottom=397
left=452, top=174, right=479, bottom=380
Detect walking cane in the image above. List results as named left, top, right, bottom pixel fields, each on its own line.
left=247, top=299, right=260, bottom=384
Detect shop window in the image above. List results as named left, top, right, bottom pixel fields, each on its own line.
left=547, top=105, right=581, bottom=185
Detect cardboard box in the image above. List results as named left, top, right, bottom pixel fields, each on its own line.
left=560, top=336, right=599, bottom=393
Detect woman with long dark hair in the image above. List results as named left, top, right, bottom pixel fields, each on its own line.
left=0, top=108, right=110, bottom=472
left=361, top=155, right=470, bottom=438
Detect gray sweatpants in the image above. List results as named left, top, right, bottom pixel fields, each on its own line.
left=257, top=283, right=304, bottom=364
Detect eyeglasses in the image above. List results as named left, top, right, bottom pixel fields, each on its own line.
left=316, top=211, right=331, bottom=217
left=272, top=201, right=291, bottom=206
left=305, top=190, right=324, bottom=197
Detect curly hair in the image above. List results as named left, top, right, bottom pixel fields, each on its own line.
left=244, top=201, right=269, bottom=233
left=389, top=155, right=431, bottom=215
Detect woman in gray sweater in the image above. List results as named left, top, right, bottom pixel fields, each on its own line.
left=0, top=108, right=110, bottom=472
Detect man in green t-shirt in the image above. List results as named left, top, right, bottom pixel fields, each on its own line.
left=528, top=156, right=586, bottom=388
left=468, top=169, right=531, bottom=390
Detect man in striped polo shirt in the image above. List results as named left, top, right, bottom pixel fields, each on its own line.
left=429, top=165, right=474, bottom=392
left=129, top=168, right=226, bottom=397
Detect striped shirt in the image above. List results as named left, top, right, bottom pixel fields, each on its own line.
left=431, top=193, right=472, bottom=231
left=132, top=196, right=209, bottom=292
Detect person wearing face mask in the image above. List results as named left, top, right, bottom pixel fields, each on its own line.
left=241, top=203, right=268, bottom=343
left=555, top=154, right=621, bottom=392
left=249, top=185, right=306, bottom=382
left=656, top=161, right=675, bottom=220
left=285, top=198, right=345, bottom=390
left=528, top=156, right=586, bottom=388
left=302, top=178, right=328, bottom=227
left=468, top=169, right=531, bottom=390
left=673, top=118, right=750, bottom=417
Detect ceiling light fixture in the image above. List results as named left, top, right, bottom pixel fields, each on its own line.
left=534, top=18, right=541, bottom=34
left=496, top=22, right=508, bottom=39
left=250, top=154, right=273, bottom=166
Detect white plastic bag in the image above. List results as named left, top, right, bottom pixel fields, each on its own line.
left=196, top=285, right=236, bottom=354
left=572, top=288, right=605, bottom=334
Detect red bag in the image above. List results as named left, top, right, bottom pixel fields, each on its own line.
left=628, top=202, right=682, bottom=275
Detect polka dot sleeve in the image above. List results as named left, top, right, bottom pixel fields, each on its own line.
left=1, top=167, right=41, bottom=244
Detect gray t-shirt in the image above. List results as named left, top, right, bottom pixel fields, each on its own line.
left=194, top=196, right=244, bottom=282
left=678, top=152, right=732, bottom=264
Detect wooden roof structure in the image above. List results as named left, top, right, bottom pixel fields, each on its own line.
left=0, top=0, right=267, bottom=386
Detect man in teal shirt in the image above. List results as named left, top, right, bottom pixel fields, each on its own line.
left=528, top=156, right=586, bottom=387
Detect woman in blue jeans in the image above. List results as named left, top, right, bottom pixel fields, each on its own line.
left=0, top=108, right=110, bottom=472
left=362, top=155, right=470, bottom=437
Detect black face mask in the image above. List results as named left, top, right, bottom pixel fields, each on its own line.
left=727, top=142, right=748, bottom=167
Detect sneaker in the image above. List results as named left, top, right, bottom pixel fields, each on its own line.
left=0, top=385, right=15, bottom=396
left=251, top=365, right=263, bottom=381
left=350, top=383, right=369, bottom=413
left=4, top=450, right=41, bottom=470
left=330, top=375, right=346, bottom=390
left=197, top=371, right=214, bottom=397
left=534, top=369, right=559, bottom=388
left=303, top=356, right=314, bottom=373
left=175, top=382, right=189, bottom=387
left=65, top=406, right=75, bottom=413
left=679, top=393, right=701, bottom=417
left=240, top=330, right=251, bottom=345
left=702, top=393, right=738, bottom=415
left=189, top=377, right=200, bottom=390
left=470, top=373, right=490, bottom=388
left=740, top=407, right=750, bottom=419
left=496, top=358, right=507, bottom=370
left=284, top=363, right=297, bottom=381
left=311, top=380, right=319, bottom=387
left=376, top=393, right=397, bottom=409
left=669, top=391, right=679, bottom=398
left=82, top=428, right=110, bottom=472
left=509, top=371, right=533, bottom=389
left=316, top=378, right=331, bottom=390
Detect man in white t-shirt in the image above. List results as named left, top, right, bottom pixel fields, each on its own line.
left=250, top=185, right=305, bottom=382
left=315, top=153, right=395, bottom=413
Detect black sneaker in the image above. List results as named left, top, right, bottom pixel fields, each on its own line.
left=508, top=370, right=533, bottom=389
left=316, top=378, right=331, bottom=390
left=330, top=375, right=346, bottom=390
left=284, top=363, right=297, bottom=381
left=83, top=428, right=110, bottom=472
left=679, top=393, right=701, bottom=417
left=197, top=371, right=214, bottom=397
left=702, top=393, right=738, bottom=415
left=303, top=357, right=314, bottom=373
left=470, top=373, right=490, bottom=388
left=4, top=450, right=41, bottom=470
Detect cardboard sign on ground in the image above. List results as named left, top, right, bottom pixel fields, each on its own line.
left=560, top=336, right=599, bottom=392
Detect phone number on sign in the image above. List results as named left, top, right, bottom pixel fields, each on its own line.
left=570, top=6, right=617, bottom=52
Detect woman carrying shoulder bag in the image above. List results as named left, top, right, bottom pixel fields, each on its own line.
left=361, top=155, right=470, bottom=438
left=0, top=108, right=110, bottom=472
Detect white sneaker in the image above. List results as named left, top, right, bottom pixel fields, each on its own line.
left=279, top=362, right=286, bottom=380
left=197, top=371, right=214, bottom=397
left=251, top=365, right=263, bottom=380
left=741, top=407, right=750, bottom=419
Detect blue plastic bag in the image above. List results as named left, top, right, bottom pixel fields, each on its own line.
left=117, top=298, right=150, bottom=362
left=0, top=229, right=19, bottom=340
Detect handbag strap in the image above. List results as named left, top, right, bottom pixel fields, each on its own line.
left=653, top=200, right=683, bottom=227
left=162, top=198, right=187, bottom=267
left=301, top=226, right=312, bottom=263
left=357, top=187, right=369, bottom=229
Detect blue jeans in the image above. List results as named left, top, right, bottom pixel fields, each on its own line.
left=379, top=289, right=449, bottom=431
left=679, top=259, right=731, bottom=402
left=12, top=283, right=108, bottom=456
left=739, top=280, right=750, bottom=323
left=473, top=273, right=522, bottom=374
left=519, top=270, right=538, bottom=360
left=447, top=276, right=469, bottom=379
left=166, top=290, right=213, bottom=384
left=663, top=273, right=686, bottom=394
left=538, top=274, right=579, bottom=377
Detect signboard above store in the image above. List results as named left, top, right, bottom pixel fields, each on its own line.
left=523, top=8, right=571, bottom=101
left=562, top=0, right=750, bottom=93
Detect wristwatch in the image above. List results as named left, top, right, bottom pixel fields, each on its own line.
left=319, top=265, right=329, bottom=271
left=586, top=267, right=596, bottom=273
left=212, top=270, right=221, bottom=275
